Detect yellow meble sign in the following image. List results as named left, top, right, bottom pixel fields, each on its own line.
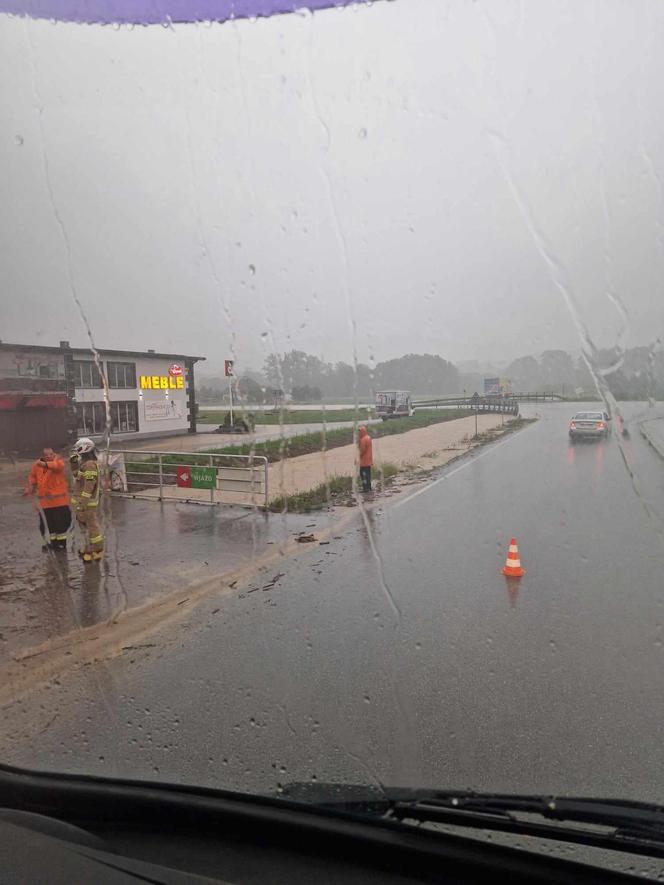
left=140, top=375, right=185, bottom=390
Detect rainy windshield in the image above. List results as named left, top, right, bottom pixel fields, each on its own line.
left=3, top=0, right=664, bottom=849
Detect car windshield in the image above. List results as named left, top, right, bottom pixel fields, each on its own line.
left=3, top=0, right=664, bottom=874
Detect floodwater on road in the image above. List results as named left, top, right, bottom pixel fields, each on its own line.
left=0, top=478, right=334, bottom=662
left=2, top=402, right=664, bottom=809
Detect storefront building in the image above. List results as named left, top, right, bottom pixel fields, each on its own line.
left=0, top=341, right=204, bottom=451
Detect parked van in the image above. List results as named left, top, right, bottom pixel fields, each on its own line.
left=375, top=390, right=413, bottom=420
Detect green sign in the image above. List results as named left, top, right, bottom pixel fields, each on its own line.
left=191, top=466, right=216, bottom=489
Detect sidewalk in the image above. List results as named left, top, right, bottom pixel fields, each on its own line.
left=268, top=412, right=507, bottom=500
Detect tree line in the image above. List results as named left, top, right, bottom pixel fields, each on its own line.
left=198, top=352, right=460, bottom=403
left=196, top=345, right=664, bottom=403
left=502, top=347, right=664, bottom=399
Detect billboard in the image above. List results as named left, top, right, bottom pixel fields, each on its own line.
left=484, top=377, right=512, bottom=395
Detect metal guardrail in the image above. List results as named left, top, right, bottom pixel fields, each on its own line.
left=413, top=392, right=562, bottom=410
left=107, top=449, right=269, bottom=508
left=511, top=391, right=564, bottom=402
left=413, top=396, right=520, bottom=415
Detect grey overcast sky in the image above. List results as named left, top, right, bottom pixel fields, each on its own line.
left=2, top=0, right=664, bottom=374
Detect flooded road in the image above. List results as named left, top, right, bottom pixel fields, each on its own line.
left=0, top=469, right=333, bottom=662
left=2, top=403, right=664, bottom=807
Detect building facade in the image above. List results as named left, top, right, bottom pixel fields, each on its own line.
left=0, top=341, right=204, bottom=452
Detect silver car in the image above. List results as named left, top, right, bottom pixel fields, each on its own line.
left=569, top=410, right=610, bottom=440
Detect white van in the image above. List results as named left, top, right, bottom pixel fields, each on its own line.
left=375, top=390, right=413, bottom=420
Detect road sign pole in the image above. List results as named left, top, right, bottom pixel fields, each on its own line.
left=229, top=376, right=234, bottom=427
left=475, top=407, right=478, bottom=439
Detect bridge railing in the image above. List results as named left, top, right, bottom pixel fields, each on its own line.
left=412, top=396, right=520, bottom=415
left=412, top=391, right=563, bottom=411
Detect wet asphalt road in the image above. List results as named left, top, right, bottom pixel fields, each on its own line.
left=3, top=403, right=664, bottom=807
left=0, top=482, right=323, bottom=660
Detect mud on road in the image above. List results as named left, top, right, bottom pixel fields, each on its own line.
left=0, top=417, right=534, bottom=707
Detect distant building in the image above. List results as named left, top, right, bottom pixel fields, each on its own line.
left=0, top=341, right=204, bottom=452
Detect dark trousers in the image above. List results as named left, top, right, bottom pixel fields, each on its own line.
left=360, top=466, right=372, bottom=492
left=39, top=505, right=72, bottom=549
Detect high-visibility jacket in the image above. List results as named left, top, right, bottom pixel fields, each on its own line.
left=72, top=456, right=101, bottom=510
left=27, top=458, right=70, bottom=509
left=358, top=426, right=373, bottom=467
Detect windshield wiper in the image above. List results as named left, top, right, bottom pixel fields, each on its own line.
left=282, top=784, right=664, bottom=860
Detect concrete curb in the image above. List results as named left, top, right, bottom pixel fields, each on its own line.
left=639, top=418, right=664, bottom=461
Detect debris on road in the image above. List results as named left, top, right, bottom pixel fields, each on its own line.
left=262, top=572, right=285, bottom=591
left=295, top=533, right=317, bottom=543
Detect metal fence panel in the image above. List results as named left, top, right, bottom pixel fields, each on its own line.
left=108, top=449, right=269, bottom=508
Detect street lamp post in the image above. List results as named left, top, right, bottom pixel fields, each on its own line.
left=471, top=391, right=480, bottom=439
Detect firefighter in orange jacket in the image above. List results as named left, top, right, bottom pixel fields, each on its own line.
left=70, top=437, right=104, bottom=563
left=23, top=448, right=72, bottom=550
left=358, top=425, right=373, bottom=492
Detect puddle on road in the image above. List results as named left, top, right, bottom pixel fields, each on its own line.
left=0, top=490, right=339, bottom=666
left=0, top=552, right=118, bottom=661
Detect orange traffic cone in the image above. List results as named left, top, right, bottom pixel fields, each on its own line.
left=502, top=537, right=526, bottom=578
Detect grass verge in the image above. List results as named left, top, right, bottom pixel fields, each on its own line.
left=269, top=476, right=353, bottom=512
left=268, top=462, right=398, bottom=513
left=267, top=418, right=533, bottom=512
left=198, top=407, right=375, bottom=425
left=204, top=409, right=462, bottom=462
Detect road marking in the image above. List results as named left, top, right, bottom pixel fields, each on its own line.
left=390, top=428, right=531, bottom=512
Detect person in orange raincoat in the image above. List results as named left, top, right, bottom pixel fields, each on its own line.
left=358, top=425, right=373, bottom=492
left=23, top=447, right=72, bottom=550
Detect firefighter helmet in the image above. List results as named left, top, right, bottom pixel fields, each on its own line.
left=72, top=437, right=96, bottom=457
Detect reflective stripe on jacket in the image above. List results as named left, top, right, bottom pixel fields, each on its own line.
left=73, top=457, right=101, bottom=508
left=27, top=458, right=70, bottom=509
